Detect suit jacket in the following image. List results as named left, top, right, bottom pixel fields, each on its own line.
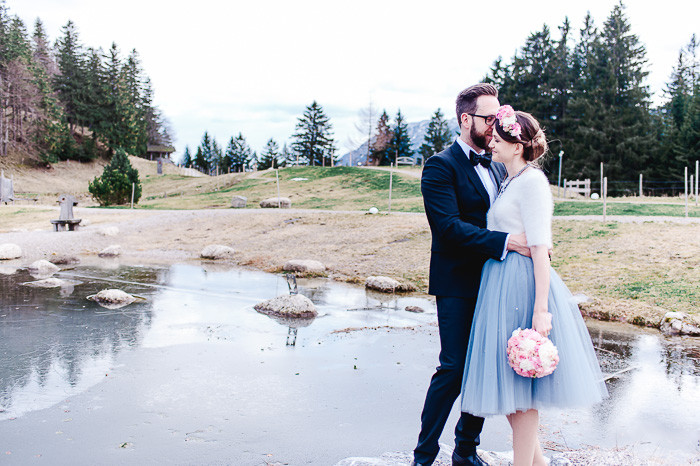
left=421, top=141, right=508, bottom=298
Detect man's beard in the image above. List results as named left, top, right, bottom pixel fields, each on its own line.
left=470, top=125, right=489, bottom=151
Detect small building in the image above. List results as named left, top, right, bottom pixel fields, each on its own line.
left=144, top=145, right=176, bottom=161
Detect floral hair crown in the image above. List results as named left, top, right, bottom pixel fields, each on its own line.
left=496, top=105, right=522, bottom=138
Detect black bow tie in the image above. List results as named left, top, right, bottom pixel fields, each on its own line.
left=469, top=151, right=492, bottom=168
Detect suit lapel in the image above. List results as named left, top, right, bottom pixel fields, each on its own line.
left=449, top=141, right=490, bottom=206
left=489, top=161, right=506, bottom=192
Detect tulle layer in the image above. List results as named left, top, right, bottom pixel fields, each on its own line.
left=460, top=252, right=608, bottom=417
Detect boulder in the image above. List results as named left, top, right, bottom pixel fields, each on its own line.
left=89, top=289, right=137, bottom=309
left=260, top=197, right=291, bottom=208
left=0, top=243, right=21, bottom=260
left=200, top=244, right=236, bottom=260
left=283, top=259, right=326, bottom=275
left=365, top=276, right=401, bottom=293
left=659, top=311, right=700, bottom=336
left=98, top=226, right=119, bottom=236
left=231, top=195, right=247, bottom=208
left=254, top=294, right=317, bottom=319
left=27, top=259, right=60, bottom=277
left=98, top=244, right=122, bottom=257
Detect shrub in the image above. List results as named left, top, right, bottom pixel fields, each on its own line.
left=88, top=148, right=142, bottom=206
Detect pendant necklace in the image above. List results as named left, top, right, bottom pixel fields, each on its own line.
left=497, top=163, right=531, bottom=199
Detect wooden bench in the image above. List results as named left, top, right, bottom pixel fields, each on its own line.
left=51, top=194, right=82, bottom=231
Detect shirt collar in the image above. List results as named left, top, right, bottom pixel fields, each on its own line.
left=456, top=137, right=485, bottom=157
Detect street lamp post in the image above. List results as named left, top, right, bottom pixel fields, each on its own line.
left=557, top=150, right=564, bottom=197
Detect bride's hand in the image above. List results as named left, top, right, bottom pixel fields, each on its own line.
left=532, top=307, right=552, bottom=337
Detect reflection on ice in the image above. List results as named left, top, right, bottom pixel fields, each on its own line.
left=0, top=263, right=698, bottom=458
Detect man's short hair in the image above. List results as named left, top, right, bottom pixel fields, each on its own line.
left=456, top=83, right=498, bottom=124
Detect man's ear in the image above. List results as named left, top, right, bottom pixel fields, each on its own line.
left=460, top=113, right=470, bottom=131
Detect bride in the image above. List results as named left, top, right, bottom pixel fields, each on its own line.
left=460, top=106, right=608, bottom=465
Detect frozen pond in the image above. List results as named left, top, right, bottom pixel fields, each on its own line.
left=0, top=263, right=698, bottom=464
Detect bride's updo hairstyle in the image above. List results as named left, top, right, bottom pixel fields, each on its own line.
left=494, top=107, right=548, bottom=163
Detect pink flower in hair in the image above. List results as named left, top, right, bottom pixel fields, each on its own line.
left=496, top=105, right=515, bottom=120
left=511, top=122, right=522, bottom=137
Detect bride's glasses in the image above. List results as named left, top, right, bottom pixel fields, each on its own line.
left=469, top=113, right=497, bottom=126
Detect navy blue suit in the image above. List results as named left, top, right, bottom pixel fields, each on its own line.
left=414, top=141, right=507, bottom=464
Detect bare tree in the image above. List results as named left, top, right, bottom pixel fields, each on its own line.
left=345, top=100, right=377, bottom=166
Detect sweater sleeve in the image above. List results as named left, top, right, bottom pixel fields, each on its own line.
left=517, top=170, right=553, bottom=248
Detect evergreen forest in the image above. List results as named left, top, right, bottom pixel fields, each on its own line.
left=0, top=1, right=172, bottom=164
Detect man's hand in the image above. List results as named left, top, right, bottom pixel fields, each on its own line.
left=507, top=233, right=531, bottom=257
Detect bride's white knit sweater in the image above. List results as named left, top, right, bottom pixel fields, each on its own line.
left=487, top=167, right=553, bottom=249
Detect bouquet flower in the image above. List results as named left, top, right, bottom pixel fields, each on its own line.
left=506, top=328, right=559, bottom=378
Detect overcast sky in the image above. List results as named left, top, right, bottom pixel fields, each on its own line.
left=10, top=0, right=700, bottom=161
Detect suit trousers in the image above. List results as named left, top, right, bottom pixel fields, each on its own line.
left=414, top=296, right=484, bottom=464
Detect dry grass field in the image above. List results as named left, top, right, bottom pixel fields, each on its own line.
left=1, top=157, right=698, bottom=328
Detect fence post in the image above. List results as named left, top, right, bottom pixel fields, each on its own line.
left=639, top=173, right=643, bottom=197
left=695, top=160, right=700, bottom=207
left=388, top=163, right=393, bottom=213
left=563, top=178, right=567, bottom=198
left=131, top=183, right=135, bottom=209
left=276, top=169, right=281, bottom=208
left=600, top=162, right=604, bottom=197
left=603, top=177, right=608, bottom=222
left=685, top=167, right=689, bottom=218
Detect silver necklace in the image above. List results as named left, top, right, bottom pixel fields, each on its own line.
left=497, top=164, right=531, bottom=199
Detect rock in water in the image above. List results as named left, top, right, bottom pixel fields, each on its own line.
left=283, top=259, right=326, bottom=275
left=98, top=245, right=122, bottom=257
left=50, top=255, right=80, bottom=265
left=660, top=311, right=700, bottom=336
left=365, top=276, right=401, bottom=293
left=0, top=243, right=21, bottom=260
left=200, top=245, right=236, bottom=260
left=259, top=197, right=291, bottom=208
left=22, top=278, right=82, bottom=288
left=405, top=305, right=425, bottom=313
left=89, top=289, right=137, bottom=308
left=28, top=259, right=60, bottom=276
left=254, top=294, right=317, bottom=318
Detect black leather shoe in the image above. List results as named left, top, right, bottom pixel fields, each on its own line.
left=452, top=450, right=489, bottom=466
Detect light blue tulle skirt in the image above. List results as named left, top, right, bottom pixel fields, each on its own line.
left=460, top=252, right=608, bottom=417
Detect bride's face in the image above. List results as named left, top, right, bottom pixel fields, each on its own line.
left=489, top=132, right=521, bottom=164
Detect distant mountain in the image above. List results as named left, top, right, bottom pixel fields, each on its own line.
left=337, top=118, right=460, bottom=166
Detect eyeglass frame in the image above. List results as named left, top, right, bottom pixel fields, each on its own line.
left=468, top=113, right=497, bottom=126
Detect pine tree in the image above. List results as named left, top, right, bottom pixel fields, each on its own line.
left=385, top=109, right=412, bottom=166
left=258, top=138, right=280, bottom=170
left=291, top=101, right=335, bottom=166
left=181, top=146, right=192, bottom=168
left=54, top=20, right=87, bottom=132
left=193, top=146, right=206, bottom=172
left=88, top=147, right=141, bottom=205
left=369, top=110, right=391, bottom=165
left=195, top=131, right=214, bottom=173
left=419, top=108, right=451, bottom=162
left=226, top=133, right=252, bottom=172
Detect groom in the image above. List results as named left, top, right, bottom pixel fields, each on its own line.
left=413, top=83, right=529, bottom=466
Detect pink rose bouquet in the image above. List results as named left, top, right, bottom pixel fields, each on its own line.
left=506, top=328, right=559, bottom=378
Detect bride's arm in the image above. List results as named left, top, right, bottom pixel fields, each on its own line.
left=531, top=244, right=552, bottom=336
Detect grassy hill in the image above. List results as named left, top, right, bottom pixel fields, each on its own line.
left=2, top=157, right=698, bottom=217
